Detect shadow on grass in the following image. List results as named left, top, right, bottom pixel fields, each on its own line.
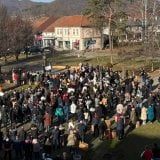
left=88, top=122, right=160, bottom=160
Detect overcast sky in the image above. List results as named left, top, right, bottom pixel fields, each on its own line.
left=30, top=0, right=54, bottom=2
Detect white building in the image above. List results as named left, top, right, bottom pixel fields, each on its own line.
left=54, top=15, right=102, bottom=50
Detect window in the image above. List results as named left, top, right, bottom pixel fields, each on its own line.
left=73, top=29, right=75, bottom=35
left=60, top=29, right=62, bottom=35
left=76, top=29, right=79, bottom=35
left=96, top=29, right=99, bottom=35
left=57, top=29, right=59, bottom=35
left=64, top=29, right=67, bottom=35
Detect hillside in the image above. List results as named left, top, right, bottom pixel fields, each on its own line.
left=23, top=0, right=88, bottom=17
left=0, top=0, right=42, bottom=15
left=0, top=0, right=87, bottom=17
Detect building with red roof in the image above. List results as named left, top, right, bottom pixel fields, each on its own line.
left=53, top=15, right=102, bottom=50
left=32, top=17, right=58, bottom=48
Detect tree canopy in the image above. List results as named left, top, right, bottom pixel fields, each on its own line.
left=0, top=4, right=34, bottom=62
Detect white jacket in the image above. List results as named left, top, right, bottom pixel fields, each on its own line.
left=70, top=102, right=77, bottom=114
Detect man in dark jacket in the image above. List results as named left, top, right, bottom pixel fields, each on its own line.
left=98, top=118, right=107, bottom=140
left=52, top=126, right=60, bottom=150
left=116, top=114, right=125, bottom=140
left=77, top=120, right=86, bottom=142
left=13, top=136, right=23, bottom=160
left=3, top=138, right=12, bottom=160
left=18, top=126, right=26, bottom=143
left=24, top=137, right=33, bottom=160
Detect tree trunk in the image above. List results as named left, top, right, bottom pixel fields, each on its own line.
left=109, top=8, right=113, bottom=64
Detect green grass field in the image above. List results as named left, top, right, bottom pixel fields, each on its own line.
left=89, top=122, right=160, bottom=160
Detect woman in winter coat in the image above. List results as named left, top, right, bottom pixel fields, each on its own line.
left=67, top=130, right=77, bottom=152
left=147, top=104, right=155, bottom=123
left=44, top=112, right=52, bottom=132
left=141, top=106, right=147, bottom=125
left=130, top=108, right=137, bottom=128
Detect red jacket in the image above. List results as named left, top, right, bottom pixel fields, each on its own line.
left=44, top=113, right=51, bottom=126
left=142, top=149, right=153, bottom=160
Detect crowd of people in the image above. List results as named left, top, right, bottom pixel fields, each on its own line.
left=0, top=64, right=160, bottom=160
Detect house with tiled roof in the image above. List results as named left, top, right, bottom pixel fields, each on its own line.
left=54, top=15, right=102, bottom=50
left=32, top=17, right=58, bottom=48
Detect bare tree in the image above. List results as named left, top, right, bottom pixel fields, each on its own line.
left=0, top=4, right=10, bottom=63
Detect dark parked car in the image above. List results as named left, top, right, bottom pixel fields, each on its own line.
left=28, top=46, right=43, bottom=54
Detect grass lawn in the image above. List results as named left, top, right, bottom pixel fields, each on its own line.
left=48, top=51, right=160, bottom=74
left=90, top=122, right=160, bottom=160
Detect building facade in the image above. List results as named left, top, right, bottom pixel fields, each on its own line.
left=54, top=15, right=102, bottom=50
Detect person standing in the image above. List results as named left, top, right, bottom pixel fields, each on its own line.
left=44, top=111, right=52, bottom=132
left=147, top=104, right=155, bottom=123
left=141, top=146, right=153, bottom=160
left=44, top=137, right=52, bottom=155
left=55, top=105, right=64, bottom=125
left=98, top=118, right=107, bottom=140
left=77, top=120, right=86, bottom=142
left=67, top=130, right=77, bottom=153
left=13, top=136, right=23, bottom=160
left=130, top=107, right=137, bottom=128
left=155, top=103, right=160, bottom=122
left=32, top=138, right=41, bottom=160
left=141, top=106, right=147, bottom=125
left=3, top=138, right=12, bottom=160
left=52, top=126, right=60, bottom=150
left=116, top=113, right=125, bottom=140
left=24, top=137, right=33, bottom=160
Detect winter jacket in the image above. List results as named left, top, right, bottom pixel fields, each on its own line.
left=70, top=103, right=77, bottom=114
left=147, top=105, right=154, bottom=122
left=44, top=113, right=51, bottom=126
left=67, top=133, right=77, bottom=147
left=141, top=107, right=147, bottom=121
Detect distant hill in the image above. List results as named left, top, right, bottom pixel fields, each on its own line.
left=0, top=0, right=87, bottom=17
left=23, top=0, right=88, bottom=17
left=0, top=0, right=42, bottom=15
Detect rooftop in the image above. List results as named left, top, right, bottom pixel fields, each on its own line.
left=53, top=15, right=92, bottom=27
